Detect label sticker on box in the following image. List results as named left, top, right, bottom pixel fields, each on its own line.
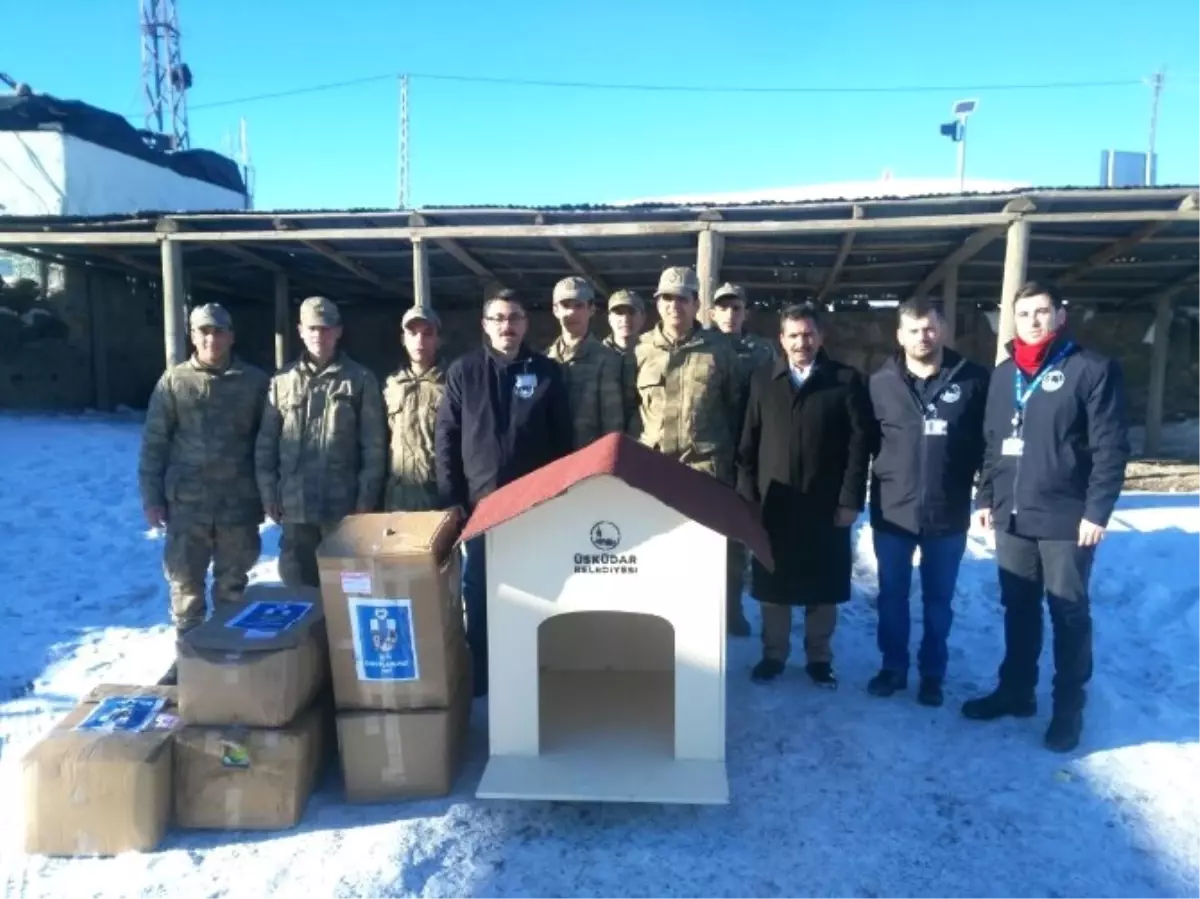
left=75, top=696, right=166, bottom=733
left=220, top=739, right=251, bottom=769
left=225, top=600, right=312, bottom=635
left=341, top=571, right=373, bottom=595
left=348, top=597, right=420, bottom=682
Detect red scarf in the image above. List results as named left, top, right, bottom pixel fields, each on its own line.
left=1012, top=334, right=1055, bottom=377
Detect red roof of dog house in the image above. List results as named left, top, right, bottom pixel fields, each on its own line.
left=457, top=432, right=774, bottom=570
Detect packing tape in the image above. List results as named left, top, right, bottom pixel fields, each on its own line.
left=75, top=832, right=97, bottom=856
left=380, top=715, right=406, bottom=785
left=263, top=732, right=280, bottom=747
left=224, top=667, right=240, bottom=686
left=224, top=787, right=243, bottom=827
left=364, top=717, right=381, bottom=737
left=205, top=733, right=223, bottom=756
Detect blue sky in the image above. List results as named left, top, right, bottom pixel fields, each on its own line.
left=7, top=0, right=1199, bottom=210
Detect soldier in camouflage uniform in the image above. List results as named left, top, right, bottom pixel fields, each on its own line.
left=255, top=296, right=387, bottom=588
left=628, top=267, right=750, bottom=635
left=710, top=282, right=778, bottom=635
left=602, top=289, right=646, bottom=428
left=383, top=306, right=445, bottom=511
left=544, top=276, right=625, bottom=448
left=138, top=303, right=269, bottom=635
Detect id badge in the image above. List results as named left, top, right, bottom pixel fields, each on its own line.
left=924, top=419, right=948, bottom=437
left=1001, top=437, right=1024, bottom=457
left=513, top=372, right=537, bottom=399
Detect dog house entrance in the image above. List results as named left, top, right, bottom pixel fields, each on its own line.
left=538, top=610, right=675, bottom=760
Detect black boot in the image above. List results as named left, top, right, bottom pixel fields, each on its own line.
left=917, top=677, right=944, bottom=708
left=751, top=658, right=784, bottom=683
left=961, top=687, right=1036, bottom=720
left=805, top=662, right=837, bottom=689
left=1044, top=706, right=1083, bottom=753
left=867, top=669, right=907, bottom=697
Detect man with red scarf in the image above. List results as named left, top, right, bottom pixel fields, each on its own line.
left=965, top=281, right=1129, bottom=752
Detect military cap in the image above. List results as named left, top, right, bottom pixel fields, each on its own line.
left=553, top=276, right=595, bottom=304
left=189, top=302, right=232, bottom=330
left=299, top=295, right=341, bottom=327
left=607, top=289, right=645, bottom=314
left=655, top=266, right=700, bottom=298
left=713, top=283, right=747, bottom=304
left=402, top=305, right=441, bottom=329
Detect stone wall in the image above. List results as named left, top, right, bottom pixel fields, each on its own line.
left=3, top=280, right=1196, bottom=429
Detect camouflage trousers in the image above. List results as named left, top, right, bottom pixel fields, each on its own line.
left=164, top=522, right=262, bottom=633
left=728, top=538, right=748, bottom=614
left=279, top=523, right=338, bottom=589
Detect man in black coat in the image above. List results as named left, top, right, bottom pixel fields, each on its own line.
left=737, top=303, right=873, bottom=688
left=435, top=288, right=574, bottom=696
left=866, top=298, right=989, bottom=708
left=966, top=281, right=1129, bottom=752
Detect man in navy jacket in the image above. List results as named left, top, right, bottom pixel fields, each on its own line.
left=966, top=281, right=1129, bottom=752
left=435, top=288, right=573, bottom=696
left=867, top=298, right=989, bottom=707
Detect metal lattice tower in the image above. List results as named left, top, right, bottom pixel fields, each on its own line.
left=398, top=73, right=410, bottom=209
left=140, top=0, right=192, bottom=149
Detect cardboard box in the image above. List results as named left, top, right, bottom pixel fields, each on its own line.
left=173, top=705, right=324, bottom=830
left=177, top=584, right=327, bottom=727
left=335, top=673, right=470, bottom=802
left=316, top=510, right=470, bottom=712
left=22, top=684, right=182, bottom=856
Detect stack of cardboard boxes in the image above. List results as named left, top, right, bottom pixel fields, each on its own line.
left=172, top=583, right=329, bottom=830
left=21, top=510, right=473, bottom=855
left=316, top=509, right=472, bottom=802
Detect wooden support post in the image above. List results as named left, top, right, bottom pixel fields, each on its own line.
left=87, top=272, right=111, bottom=411
left=412, top=237, right=433, bottom=307
left=1144, top=291, right=1175, bottom=456
left=995, top=218, right=1031, bottom=363
left=942, top=264, right=959, bottom=348
left=273, top=271, right=290, bottom=370
left=161, top=239, right=187, bottom=367
left=696, top=228, right=725, bottom=327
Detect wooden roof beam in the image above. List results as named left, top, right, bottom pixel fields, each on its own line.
left=409, top=213, right=506, bottom=288
left=815, top=206, right=863, bottom=302
left=909, top=225, right=1008, bottom=301
left=534, top=213, right=614, bottom=297
left=1055, top=193, right=1199, bottom=287
left=217, top=243, right=286, bottom=275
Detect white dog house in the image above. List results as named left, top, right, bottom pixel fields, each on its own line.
left=459, top=433, right=772, bottom=805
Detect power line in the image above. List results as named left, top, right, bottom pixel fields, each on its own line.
left=181, top=71, right=1156, bottom=114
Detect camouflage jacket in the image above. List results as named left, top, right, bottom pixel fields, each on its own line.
left=545, top=334, right=626, bottom=449
left=255, top=352, right=387, bottom=524
left=137, top=354, right=269, bottom=526
left=602, top=334, right=640, bottom=428
left=382, top=363, right=445, bottom=512
left=627, top=324, right=742, bottom=485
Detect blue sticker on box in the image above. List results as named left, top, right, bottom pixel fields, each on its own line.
left=75, top=696, right=166, bottom=733
left=225, top=600, right=312, bottom=637
left=348, top=597, right=420, bottom=682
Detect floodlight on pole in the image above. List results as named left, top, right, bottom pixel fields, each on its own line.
left=939, top=98, right=979, bottom=193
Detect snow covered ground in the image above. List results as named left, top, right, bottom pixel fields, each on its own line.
left=1, top=411, right=1197, bottom=898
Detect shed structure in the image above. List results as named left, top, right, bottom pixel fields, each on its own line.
left=456, top=432, right=771, bottom=805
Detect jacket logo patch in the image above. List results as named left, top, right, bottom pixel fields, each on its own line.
left=940, top=384, right=962, bottom=404
left=514, top=372, right=538, bottom=399
left=1042, top=371, right=1066, bottom=393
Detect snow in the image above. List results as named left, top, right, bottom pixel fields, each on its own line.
left=1, top=412, right=1198, bottom=898
left=611, top=177, right=1033, bottom=207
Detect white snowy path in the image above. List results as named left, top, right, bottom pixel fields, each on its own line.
left=1, top=412, right=1197, bottom=898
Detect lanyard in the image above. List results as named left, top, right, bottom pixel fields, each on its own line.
left=1012, top=343, right=1072, bottom=431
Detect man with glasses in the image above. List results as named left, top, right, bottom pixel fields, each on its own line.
left=628, top=266, right=746, bottom=635
left=545, top=276, right=625, bottom=449
left=139, top=303, right=269, bottom=640
left=436, top=287, right=573, bottom=696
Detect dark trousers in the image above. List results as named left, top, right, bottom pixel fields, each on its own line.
left=873, top=529, right=967, bottom=681
left=461, top=534, right=488, bottom=695
left=995, top=530, right=1095, bottom=709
